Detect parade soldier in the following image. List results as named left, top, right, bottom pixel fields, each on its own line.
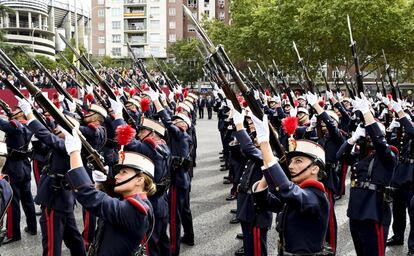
left=251, top=114, right=330, bottom=255
left=336, top=94, right=397, bottom=256
left=16, top=98, right=85, bottom=255
left=206, top=95, right=214, bottom=119
left=62, top=127, right=155, bottom=256
left=1, top=102, right=37, bottom=244
left=198, top=95, right=206, bottom=119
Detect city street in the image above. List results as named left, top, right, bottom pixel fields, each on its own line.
left=1, top=116, right=410, bottom=256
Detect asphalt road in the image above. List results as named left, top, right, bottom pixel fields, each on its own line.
left=1, top=115, right=410, bottom=255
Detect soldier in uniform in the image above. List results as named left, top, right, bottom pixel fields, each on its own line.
left=336, top=94, right=397, bottom=255
left=62, top=127, right=155, bottom=256
left=16, top=98, right=85, bottom=255
left=198, top=95, right=206, bottom=119
left=206, top=95, right=214, bottom=119
left=250, top=113, right=330, bottom=255
left=1, top=103, right=37, bottom=244
left=149, top=89, right=193, bottom=256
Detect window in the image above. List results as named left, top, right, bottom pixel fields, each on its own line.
left=97, top=9, right=105, bottom=17
left=111, top=8, right=121, bottom=17
left=97, top=0, right=105, bottom=5
left=169, top=8, right=176, bottom=16
left=150, top=47, right=159, bottom=56
left=168, top=33, right=176, bottom=42
left=112, top=21, right=121, bottom=29
left=112, top=47, right=121, bottom=56
left=150, top=0, right=160, bottom=2
left=187, top=0, right=197, bottom=7
left=112, top=34, right=121, bottom=43
left=98, top=23, right=105, bottom=31
left=98, top=48, right=105, bottom=56
left=169, top=21, right=176, bottom=29
left=169, top=0, right=176, bottom=3
left=150, top=7, right=160, bottom=16
left=218, top=0, right=224, bottom=5
left=150, top=20, right=160, bottom=27
left=188, top=24, right=195, bottom=32
left=150, top=33, right=160, bottom=43
left=204, top=10, right=209, bottom=16
left=98, top=36, right=105, bottom=44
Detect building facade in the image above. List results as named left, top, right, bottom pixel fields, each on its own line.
left=0, top=0, right=92, bottom=59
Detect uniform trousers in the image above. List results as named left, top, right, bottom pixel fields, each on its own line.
left=241, top=221, right=268, bottom=256
left=349, top=219, right=388, bottom=256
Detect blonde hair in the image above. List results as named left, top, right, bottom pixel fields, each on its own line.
left=138, top=172, right=157, bottom=196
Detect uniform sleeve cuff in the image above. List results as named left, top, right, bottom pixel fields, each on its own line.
left=65, top=167, right=93, bottom=191
left=252, top=180, right=268, bottom=193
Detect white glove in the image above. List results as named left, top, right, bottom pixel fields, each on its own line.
left=92, top=170, right=107, bottom=183
left=306, top=92, right=318, bottom=106
left=177, top=85, right=183, bottom=93
left=253, top=90, right=260, bottom=100
left=273, top=95, right=281, bottom=104
left=310, top=115, right=317, bottom=128
left=336, top=92, right=343, bottom=101
left=58, top=93, right=65, bottom=102
left=218, top=89, right=225, bottom=97
left=232, top=109, right=245, bottom=126
left=60, top=127, right=82, bottom=155
left=326, top=90, right=334, bottom=100
left=65, top=99, right=76, bottom=113
left=391, top=100, right=402, bottom=113
left=15, top=96, right=32, bottom=116
left=160, top=92, right=167, bottom=101
left=378, top=108, right=388, bottom=119
left=250, top=114, right=270, bottom=144
left=382, top=96, right=390, bottom=106
left=226, top=99, right=234, bottom=110
left=388, top=119, right=401, bottom=130
left=147, top=88, right=159, bottom=101
left=212, top=90, right=218, bottom=99
left=108, top=97, right=123, bottom=116
left=86, top=85, right=93, bottom=94
left=376, top=92, right=383, bottom=100
left=118, top=87, right=124, bottom=96
left=353, top=93, right=371, bottom=114
left=290, top=107, right=297, bottom=117
left=79, top=88, right=85, bottom=98
left=350, top=125, right=365, bottom=143
left=168, top=91, right=174, bottom=101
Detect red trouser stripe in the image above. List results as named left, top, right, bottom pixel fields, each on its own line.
left=327, top=189, right=336, bottom=253
left=83, top=210, right=90, bottom=248
left=253, top=226, right=261, bottom=256
left=170, top=186, right=177, bottom=253
left=6, top=203, right=12, bottom=238
left=375, top=222, right=384, bottom=256
left=45, top=208, right=55, bottom=256
left=33, top=160, right=40, bottom=186
left=341, top=164, right=348, bottom=195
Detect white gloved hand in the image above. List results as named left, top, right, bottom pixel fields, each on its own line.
left=79, top=88, right=85, bottom=98
left=250, top=114, right=270, bottom=144
left=60, top=127, right=82, bottom=155
left=326, top=90, right=334, bottom=100
left=92, top=170, right=107, bottom=183
left=388, top=119, right=401, bottom=130
left=160, top=92, right=167, bottom=101
left=353, top=93, right=371, bottom=114
left=147, top=88, right=159, bottom=101
left=168, top=91, right=174, bottom=101
left=212, top=90, right=218, bottom=99
left=57, top=93, right=65, bottom=102
left=15, top=96, right=32, bottom=116
left=108, top=97, right=123, bottom=116
left=290, top=107, right=297, bottom=117
left=274, top=95, right=281, bottom=104
left=177, top=85, right=183, bottom=93
left=218, top=89, right=225, bottom=97
left=253, top=90, right=260, bottom=100
left=378, top=108, right=388, bottom=119
left=232, top=109, right=245, bottom=126
left=382, top=96, right=390, bottom=106
left=65, top=99, right=76, bottom=113
left=336, top=92, right=343, bottom=101
left=350, top=125, right=366, bottom=143
left=306, top=92, right=318, bottom=106
left=226, top=99, right=234, bottom=109
left=376, top=92, right=383, bottom=100
left=86, top=85, right=93, bottom=94
left=391, top=100, right=403, bottom=113
left=310, top=115, right=317, bottom=128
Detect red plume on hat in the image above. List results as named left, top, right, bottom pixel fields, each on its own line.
left=129, top=88, right=137, bottom=96
left=69, top=88, right=77, bottom=98
left=85, top=93, right=94, bottom=103
left=387, top=94, right=393, bottom=101
left=318, top=97, right=325, bottom=108
left=282, top=93, right=287, bottom=100
left=175, top=92, right=181, bottom=100
left=52, top=92, right=61, bottom=109
left=114, top=89, right=120, bottom=96
left=242, top=100, right=249, bottom=108
left=282, top=116, right=298, bottom=136
left=293, top=100, right=299, bottom=108
left=140, top=97, right=151, bottom=113
left=265, top=89, right=270, bottom=96
left=183, top=88, right=189, bottom=98
left=115, top=124, right=136, bottom=146
left=176, top=106, right=183, bottom=113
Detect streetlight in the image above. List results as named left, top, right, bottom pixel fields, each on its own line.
left=32, top=24, right=40, bottom=55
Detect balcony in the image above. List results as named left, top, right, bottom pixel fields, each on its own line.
left=124, top=12, right=146, bottom=18
left=124, top=24, right=146, bottom=32
left=127, top=38, right=146, bottom=45
left=124, top=0, right=146, bottom=5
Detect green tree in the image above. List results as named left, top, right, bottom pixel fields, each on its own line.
left=166, top=39, right=204, bottom=86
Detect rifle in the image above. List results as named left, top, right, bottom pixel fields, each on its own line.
left=151, top=55, right=176, bottom=92
left=319, top=62, right=330, bottom=93
left=183, top=4, right=287, bottom=164
left=22, top=49, right=84, bottom=118
left=272, top=61, right=295, bottom=105
left=256, top=62, right=278, bottom=96
left=59, top=34, right=137, bottom=128
left=292, top=41, right=315, bottom=93
left=0, top=48, right=107, bottom=174
left=375, top=78, right=380, bottom=95
left=347, top=15, right=364, bottom=95
left=382, top=49, right=401, bottom=100
left=247, top=66, right=265, bottom=94
left=380, top=74, right=387, bottom=96
left=0, top=99, right=11, bottom=118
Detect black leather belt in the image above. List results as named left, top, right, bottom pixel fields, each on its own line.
left=351, top=180, right=384, bottom=192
